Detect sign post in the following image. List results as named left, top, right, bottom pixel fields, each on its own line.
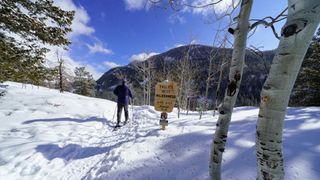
left=154, top=80, right=177, bottom=130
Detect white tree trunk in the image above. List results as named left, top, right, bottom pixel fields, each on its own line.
left=209, top=0, right=253, bottom=179
left=256, top=1, right=320, bottom=179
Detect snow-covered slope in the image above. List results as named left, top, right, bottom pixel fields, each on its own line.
left=0, top=82, right=319, bottom=180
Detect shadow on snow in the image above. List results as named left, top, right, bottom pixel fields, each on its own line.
left=36, top=144, right=111, bottom=161
left=92, top=107, right=319, bottom=180
left=24, top=107, right=319, bottom=179
left=22, top=117, right=107, bottom=125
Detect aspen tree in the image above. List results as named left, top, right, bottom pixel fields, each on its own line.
left=256, top=1, right=320, bottom=179
left=209, top=0, right=253, bottom=179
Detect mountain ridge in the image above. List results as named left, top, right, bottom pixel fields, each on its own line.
left=96, top=44, right=275, bottom=107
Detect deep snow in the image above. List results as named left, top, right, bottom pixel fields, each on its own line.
left=0, top=82, right=319, bottom=180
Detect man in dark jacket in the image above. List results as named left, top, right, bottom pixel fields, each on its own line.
left=113, top=79, right=133, bottom=127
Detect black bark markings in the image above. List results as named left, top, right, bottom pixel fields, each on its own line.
left=282, top=19, right=308, bottom=37
left=257, top=131, right=260, bottom=137
left=227, top=71, right=241, bottom=96
left=282, top=24, right=298, bottom=37
left=279, top=52, right=290, bottom=56
left=262, top=170, right=273, bottom=180
left=263, top=84, right=271, bottom=90
left=218, top=103, right=225, bottom=115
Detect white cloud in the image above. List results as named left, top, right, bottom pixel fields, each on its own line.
left=54, top=0, right=95, bottom=37
left=83, top=64, right=104, bottom=80
left=87, top=43, right=113, bottom=55
left=191, top=0, right=239, bottom=16
left=122, top=0, right=238, bottom=16
left=44, top=46, right=104, bottom=80
left=175, top=43, right=185, bottom=48
left=51, top=1, right=109, bottom=79
left=103, top=61, right=121, bottom=69
left=174, top=40, right=198, bottom=48
left=129, top=52, right=159, bottom=62
left=123, top=0, right=151, bottom=11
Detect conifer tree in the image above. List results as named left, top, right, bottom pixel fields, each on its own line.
left=73, top=67, right=96, bottom=97
left=290, top=28, right=320, bottom=106
left=0, top=0, right=74, bottom=83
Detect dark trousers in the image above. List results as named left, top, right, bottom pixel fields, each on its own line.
left=117, top=103, right=128, bottom=124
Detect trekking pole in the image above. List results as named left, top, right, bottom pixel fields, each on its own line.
left=130, top=98, right=134, bottom=126
left=131, top=99, right=134, bottom=121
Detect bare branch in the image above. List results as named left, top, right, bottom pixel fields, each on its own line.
left=148, top=0, right=240, bottom=22
left=180, top=0, right=224, bottom=9
left=249, top=7, right=288, bottom=39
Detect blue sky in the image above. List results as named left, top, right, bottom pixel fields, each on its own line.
left=54, top=0, right=288, bottom=79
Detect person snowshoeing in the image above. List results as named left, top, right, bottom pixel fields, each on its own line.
left=113, top=79, right=133, bottom=127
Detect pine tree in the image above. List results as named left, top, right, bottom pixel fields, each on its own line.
left=290, top=28, right=320, bottom=106
left=0, top=0, right=74, bottom=83
left=73, top=67, right=96, bottom=97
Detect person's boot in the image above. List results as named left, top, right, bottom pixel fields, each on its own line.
left=115, top=121, right=121, bottom=127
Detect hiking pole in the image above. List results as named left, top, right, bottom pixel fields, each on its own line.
left=131, top=98, right=134, bottom=122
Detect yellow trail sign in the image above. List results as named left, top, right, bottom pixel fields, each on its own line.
left=154, top=81, right=177, bottom=113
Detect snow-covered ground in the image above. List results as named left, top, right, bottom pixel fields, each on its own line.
left=0, top=82, right=319, bottom=180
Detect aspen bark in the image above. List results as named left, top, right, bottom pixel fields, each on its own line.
left=256, top=1, right=320, bottom=179
left=209, top=0, right=253, bottom=179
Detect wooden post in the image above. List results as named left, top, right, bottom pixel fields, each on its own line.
left=160, top=112, right=168, bottom=130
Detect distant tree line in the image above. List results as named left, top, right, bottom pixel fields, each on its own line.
left=290, top=28, right=320, bottom=106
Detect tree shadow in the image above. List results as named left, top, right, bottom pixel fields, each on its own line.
left=23, top=117, right=108, bottom=125
left=89, top=107, right=320, bottom=180
left=221, top=107, right=320, bottom=179
left=89, top=132, right=213, bottom=180
left=36, top=127, right=161, bottom=162
left=36, top=144, right=111, bottom=161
